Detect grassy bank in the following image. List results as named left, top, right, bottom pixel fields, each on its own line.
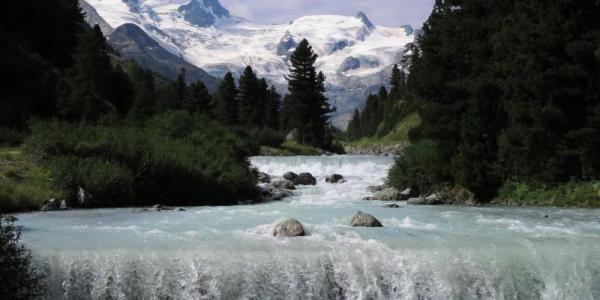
left=259, top=140, right=323, bottom=156
left=492, top=181, right=600, bottom=208
left=0, top=147, right=62, bottom=213
left=345, top=113, right=421, bottom=153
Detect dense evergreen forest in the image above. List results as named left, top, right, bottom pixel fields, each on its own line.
left=383, top=0, right=600, bottom=202
left=0, top=0, right=337, bottom=213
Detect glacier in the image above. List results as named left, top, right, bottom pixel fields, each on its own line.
left=84, top=0, right=415, bottom=127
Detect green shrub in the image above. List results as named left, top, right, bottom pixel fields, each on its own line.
left=0, top=128, right=26, bottom=146
left=496, top=181, right=600, bottom=208
left=47, top=156, right=134, bottom=207
left=386, top=140, right=445, bottom=194
left=24, top=112, right=259, bottom=207
left=0, top=218, right=41, bottom=299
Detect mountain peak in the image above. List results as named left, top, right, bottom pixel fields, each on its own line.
left=356, top=11, right=374, bottom=30
left=178, top=0, right=230, bottom=27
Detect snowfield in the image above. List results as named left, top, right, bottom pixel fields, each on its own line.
left=84, top=0, right=414, bottom=127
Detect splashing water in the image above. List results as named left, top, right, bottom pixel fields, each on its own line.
left=15, top=155, right=600, bottom=299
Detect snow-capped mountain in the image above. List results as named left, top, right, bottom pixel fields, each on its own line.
left=83, top=0, right=414, bottom=127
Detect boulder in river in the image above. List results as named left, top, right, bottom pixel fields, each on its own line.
left=294, top=173, right=317, bottom=186
left=283, top=171, right=298, bottom=182
left=270, top=179, right=296, bottom=190
left=326, top=174, right=345, bottom=184
left=373, top=187, right=402, bottom=201
left=383, top=204, right=401, bottom=208
left=260, top=185, right=294, bottom=202
left=41, top=199, right=61, bottom=211
left=350, top=211, right=383, bottom=227
left=367, top=185, right=387, bottom=193
left=257, top=172, right=271, bottom=184
left=407, top=193, right=446, bottom=205
left=399, top=188, right=419, bottom=200
left=273, top=218, right=305, bottom=237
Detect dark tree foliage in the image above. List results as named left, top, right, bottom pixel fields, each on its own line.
left=403, top=0, right=600, bottom=200
left=128, top=63, right=157, bottom=121
left=0, top=218, right=41, bottom=299
left=213, top=72, right=239, bottom=125
left=237, top=66, right=259, bottom=126
left=57, top=25, right=133, bottom=121
left=264, top=85, right=282, bottom=130
left=183, top=80, right=212, bottom=114
left=0, top=0, right=84, bottom=128
left=283, top=39, right=333, bottom=147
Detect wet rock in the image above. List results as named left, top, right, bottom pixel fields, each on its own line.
left=350, top=211, right=383, bottom=227
left=2, top=215, right=18, bottom=222
left=373, top=187, right=402, bottom=201
left=326, top=174, right=345, bottom=184
left=294, top=173, right=317, bottom=186
left=367, top=185, right=387, bottom=193
left=270, top=180, right=296, bottom=190
left=132, top=208, right=149, bottom=213
left=283, top=171, right=298, bottom=182
left=41, top=199, right=61, bottom=211
left=177, top=208, right=187, bottom=212
left=407, top=193, right=447, bottom=205
left=257, top=172, right=271, bottom=184
left=399, top=188, right=418, bottom=200
left=273, top=218, right=305, bottom=237
left=60, top=200, right=69, bottom=210
left=152, top=204, right=173, bottom=211
left=407, top=197, right=427, bottom=205
left=261, top=185, right=294, bottom=202
left=384, top=204, right=401, bottom=208
left=77, top=186, right=93, bottom=207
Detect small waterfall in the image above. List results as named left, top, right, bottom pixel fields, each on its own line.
left=14, top=155, right=600, bottom=299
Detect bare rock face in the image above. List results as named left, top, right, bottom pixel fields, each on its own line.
left=273, top=218, right=305, bottom=237
left=350, top=211, right=383, bottom=227
left=294, top=173, right=317, bottom=186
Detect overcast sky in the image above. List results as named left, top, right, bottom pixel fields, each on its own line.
left=219, top=0, right=435, bottom=28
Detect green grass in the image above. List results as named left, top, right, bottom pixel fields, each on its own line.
left=259, top=141, right=322, bottom=156
left=494, top=181, right=600, bottom=208
left=346, top=112, right=421, bottom=148
left=0, top=147, right=62, bottom=213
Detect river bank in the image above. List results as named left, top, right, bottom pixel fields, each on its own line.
left=13, top=155, right=600, bottom=299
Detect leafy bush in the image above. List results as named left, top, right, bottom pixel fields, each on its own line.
left=386, top=140, right=445, bottom=194
left=47, top=156, right=134, bottom=207
left=0, top=218, right=41, bottom=299
left=24, top=111, right=259, bottom=207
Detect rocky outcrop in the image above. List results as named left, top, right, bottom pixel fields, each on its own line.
left=273, top=218, right=305, bottom=237
left=344, top=143, right=408, bottom=155
left=294, top=173, right=317, bottom=186
left=326, top=174, right=345, bottom=184
left=407, top=193, right=448, bottom=205
left=367, top=185, right=387, bottom=193
left=351, top=211, right=383, bottom=227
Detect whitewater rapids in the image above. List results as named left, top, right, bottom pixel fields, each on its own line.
left=15, top=155, right=600, bottom=299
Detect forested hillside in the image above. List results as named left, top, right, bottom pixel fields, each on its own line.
left=388, top=0, right=600, bottom=203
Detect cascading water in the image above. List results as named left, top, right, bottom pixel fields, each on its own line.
left=15, top=155, right=600, bottom=299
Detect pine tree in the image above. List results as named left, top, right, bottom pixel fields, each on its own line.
left=174, top=68, right=187, bottom=109
left=285, top=39, right=332, bottom=147
left=213, top=72, right=238, bottom=125
left=264, top=85, right=281, bottom=130
left=347, top=109, right=361, bottom=140
left=183, top=81, right=212, bottom=114
left=128, top=63, right=156, bottom=121
left=237, top=66, right=259, bottom=126
left=57, top=25, right=125, bottom=121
